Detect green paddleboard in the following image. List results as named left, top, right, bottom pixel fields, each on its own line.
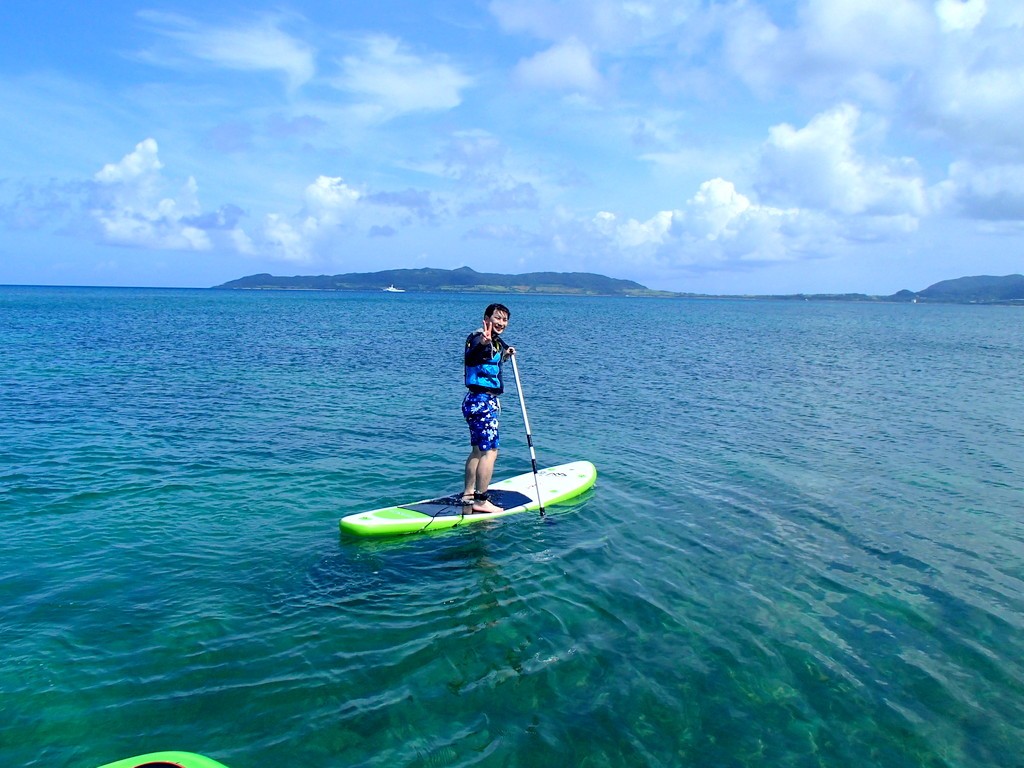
left=339, top=460, right=597, bottom=537
left=96, top=752, right=230, bottom=768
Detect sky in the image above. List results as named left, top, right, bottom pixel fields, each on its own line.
left=1, top=0, right=1023, bottom=294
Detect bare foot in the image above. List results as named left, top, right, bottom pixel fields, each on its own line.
left=472, top=498, right=503, bottom=514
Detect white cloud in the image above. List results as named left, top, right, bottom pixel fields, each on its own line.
left=91, top=139, right=212, bottom=250
left=935, top=0, right=987, bottom=32
left=1, top=138, right=253, bottom=252
left=569, top=98, right=941, bottom=275
left=713, top=0, right=1024, bottom=163
left=719, top=0, right=935, bottom=105
left=800, top=0, right=935, bottom=69
left=433, top=131, right=549, bottom=218
left=249, top=176, right=361, bottom=262
left=685, top=178, right=755, bottom=240
left=672, top=179, right=830, bottom=264
left=304, top=175, right=361, bottom=224
left=95, top=139, right=164, bottom=183
left=335, top=35, right=472, bottom=119
left=583, top=178, right=828, bottom=270
left=513, top=38, right=602, bottom=92
left=933, top=160, right=1024, bottom=219
left=592, top=208, right=672, bottom=249
left=913, top=54, right=1024, bottom=155
left=721, top=3, right=788, bottom=97
left=247, top=174, right=446, bottom=263
left=440, top=131, right=509, bottom=180
left=259, top=213, right=314, bottom=263
left=756, top=104, right=928, bottom=219
left=489, top=0, right=700, bottom=51
left=138, top=12, right=315, bottom=90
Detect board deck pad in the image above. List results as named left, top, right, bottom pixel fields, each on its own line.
left=340, top=460, right=596, bottom=537
left=403, top=489, right=533, bottom=517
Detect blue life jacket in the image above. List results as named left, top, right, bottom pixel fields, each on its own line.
left=464, top=330, right=507, bottom=394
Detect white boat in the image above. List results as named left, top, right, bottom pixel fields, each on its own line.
left=383, top=284, right=405, bottom=293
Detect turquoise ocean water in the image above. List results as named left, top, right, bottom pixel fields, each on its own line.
left=2, top=286, right=1023, bottom=768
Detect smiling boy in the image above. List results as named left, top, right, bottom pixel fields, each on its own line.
left=462, top=303, right=515, bottom=514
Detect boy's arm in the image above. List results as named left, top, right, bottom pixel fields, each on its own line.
left=465, top=331, right=492, bottom=364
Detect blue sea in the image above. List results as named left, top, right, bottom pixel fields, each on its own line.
left=2, top=286, right=1023, bottom=768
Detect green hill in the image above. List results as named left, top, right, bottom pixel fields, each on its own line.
left=214, top=266, right=672, bottom=296
left=754, top=274, right=1024, bottom=304
left=213, top=269, right=1024, bottom=304
left=914, top=274, right=1024, bottom=303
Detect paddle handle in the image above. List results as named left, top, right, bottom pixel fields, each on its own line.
left=510, top=353, right=544, bottom=515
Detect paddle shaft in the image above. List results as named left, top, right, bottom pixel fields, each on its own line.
left=509, top=353, right=544, bottom=515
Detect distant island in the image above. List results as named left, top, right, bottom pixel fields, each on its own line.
left=213, top=269, right=1024, bottom=305
left=753, top=274, right=1024, bottom=305
left=214, top=266, right=673, bottom=297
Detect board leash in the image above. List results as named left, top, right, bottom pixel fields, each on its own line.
left=509, top=353, right=544, bottom=516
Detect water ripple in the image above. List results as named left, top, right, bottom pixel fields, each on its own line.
left=3, top=290, right=1024, bottom=767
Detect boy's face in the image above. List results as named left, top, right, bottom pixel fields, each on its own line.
left=485, top=309, right=509, bottom=335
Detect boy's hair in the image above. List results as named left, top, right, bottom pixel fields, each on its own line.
left=485, top=303, right=511, bottom=319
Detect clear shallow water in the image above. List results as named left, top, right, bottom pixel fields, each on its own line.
left=1, top=286, right=1023, bottom=768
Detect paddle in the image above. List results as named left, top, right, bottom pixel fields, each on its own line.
left=509, top=352, right=544, bottom=516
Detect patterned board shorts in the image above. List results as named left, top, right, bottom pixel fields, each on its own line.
left=463, top=392, right=501, bottom=450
